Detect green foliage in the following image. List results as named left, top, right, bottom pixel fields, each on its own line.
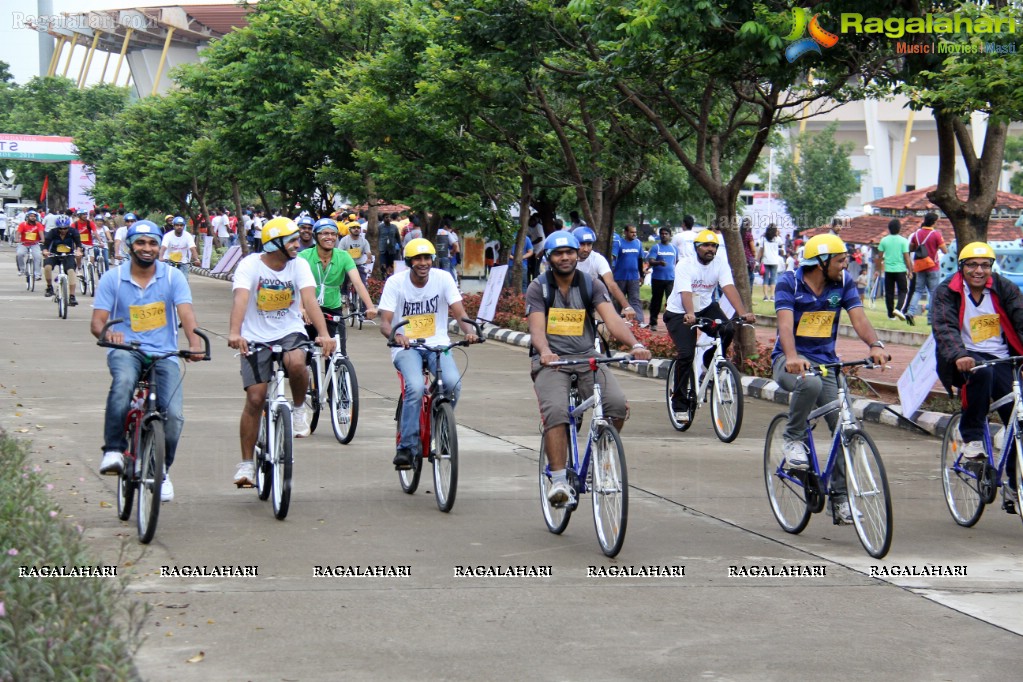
left=776, top=124, right=860, bottom=233
left=1003, top=135, right=1023, bottom=196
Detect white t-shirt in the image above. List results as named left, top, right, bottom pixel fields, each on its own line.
left=162, top=230, right=196, bottom=263
left=761, top=237, right=783, bottom=266
left=577, top=251, right=612, bottom=280
left=233, top=254, right=316, bottom=343
left=667, top=256, right=734, bottom=314
left=113, top=225, right=129, bottom=257
left=43, top=213, right=59, bottom=230
left=671, top=231, right=697, bottom=264
left=962, top=290, right=1009, bottom=357
left=212, top=214, right=230, bottom=238
left=378, top=269, right=462, bottom=360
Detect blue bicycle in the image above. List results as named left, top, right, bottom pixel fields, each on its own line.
left=538, top=356, right=644, bottom=557
left=764, top=358, right=893, bottom=559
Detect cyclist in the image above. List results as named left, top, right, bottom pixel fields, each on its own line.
left=42, top=216, right=82, bottom=306
left=663, top=229, right=756, bottom=421
left=112, top=212, right=138, bottom=263
left=227, top=218, right=336, bottom=487
left=71, top=209, right=98, bottom=271
left=772, top=233, right=888, bottom=523
left=932, top=242, right=1023, bottom=509
left=15, top=210, right=45, bottom=280
left=378, top=238, right=479, bottom=470
left=91, top=221, right=204, bottom=502
left=159, top=216, right=200, bottom=280
left=572, top=226, right=636, bottom=321
left=93, top=214, right=112, bottom=270
left=527, top=230, right=651, bottom=507
left=295, top=215, right=317, bottom=252
left=298, top=218, right=378, bottom=353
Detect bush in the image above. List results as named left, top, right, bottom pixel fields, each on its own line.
left=0, top=435, right=145, bottom=680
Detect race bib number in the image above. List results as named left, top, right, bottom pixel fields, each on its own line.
left=169, top=251, right=183, bottom=263
left=347, top=247, right=362, bottom=259
left=547, top=308, right=586, bottom=336
left=24, top=232, right=38, bottom=242
left=56, top=244, right=71, bottom=253
left=796, top=311, right=837, bottom=338
left=130, top=302, right=167, bottom=332
left=406, top=313, right=436, bottom=339
left=256, top=286, right=294, bottom=312
left=970, top=314, right=1001, bottom=344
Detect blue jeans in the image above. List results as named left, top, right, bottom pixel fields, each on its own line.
left=908, top=269, right=941, bottom=323
left=93, top=246, right=110, bottom=269
left=103, top=350, right=185, bottom=468
left=393, top=347, right=461, bottom=454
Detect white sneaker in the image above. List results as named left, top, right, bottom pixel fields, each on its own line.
left=782, top=440, right=809, bottom=468
left=892, top=309, right=906, bottom=321
left=962, top=441, right=986, bottom=460
left=293, top=405, right=311, bottom=438
left=829, top=497, right=860, bottom=524
left=547, top=479, right=576, bottom=508
left=234, top=461, right=256, bottom=488
left=100, top=450, right=124, bottom=475
left=161, top=472, right=174, bottom=502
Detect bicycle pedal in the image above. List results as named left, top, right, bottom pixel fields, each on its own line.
left=1004, top=500, right=1017, bottom=515
left=235, top=480, right=255, bottom=489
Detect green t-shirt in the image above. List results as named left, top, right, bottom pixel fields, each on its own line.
left=298, top=247, right=357, bottom=309
left=878, top=234, right=910, bottom=273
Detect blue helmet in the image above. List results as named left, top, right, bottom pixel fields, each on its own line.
left=172, top=216, right=186, bottom=226
left=126, top=220, right=162, bottom=244
left=313, top=217, right=339, bottom=234
left=55, top=215, right=72, bottom=228
left=296, top=215, right=315, bottom=228
left=573, top=226, right=597, bottom=244
left=124, top=212, right=138, bottom=221
left=544, top=230, right=580, bottom=254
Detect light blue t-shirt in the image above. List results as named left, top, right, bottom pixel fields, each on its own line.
left=646, top=242, right=679, bottom=280
left=94, top=261, right=192, bottom=358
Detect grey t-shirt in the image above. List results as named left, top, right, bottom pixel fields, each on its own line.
left=525, top=272, right=611, bottom=357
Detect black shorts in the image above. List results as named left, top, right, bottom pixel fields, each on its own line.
left=239, top=332, right=309, bottom=389
left=45, top=254, right=76, bottom=272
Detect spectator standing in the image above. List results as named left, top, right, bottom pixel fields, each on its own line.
left=906, top=212, right=948, bottom=325
left=646, top=227, right=679, bottom=331
left=377, top=213, right=401, bottom=276
left=671, top=214, right=698, bottom=264
left=877, top=218, right=912, bottom=322
left=612, top=224, right=646, bottom=327
left=757, top=223, right=784, bottom=301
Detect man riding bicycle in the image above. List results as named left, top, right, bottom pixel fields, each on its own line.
left=15, top=209, right=44, bottom=280
left=91, top=221, right=205, bottom=502
left=663, top=229, right=756, bottom=422
left=298, top=218, right=378, bottom=352
left=378, top=238, right=479, bottom=470
left=228, top=218, right=336, bottom=487
left=159, top=216, right=200, bottom=280
left=572, top=226, right=635, bottom=320
left=42, top=216, right=83, bottom=306
left=527, top=230, right=651, bottom=507
left=772, top=233, right=888, bottom=523
left=933, top=242, right=1023, bottom=510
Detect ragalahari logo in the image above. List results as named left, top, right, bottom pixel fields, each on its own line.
left=783, top=7, right=839, bottom=62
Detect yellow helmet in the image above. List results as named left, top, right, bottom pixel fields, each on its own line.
left=958, top=242, right=996, bottom=262
left=404, top=237, right=436, bottom=259
left=803, top=234, right=846, bottom=260
left=261, top=217, right=300, bottom=246
left=164, top=214, right=174, bottom=223
left=693, top=229, right=719, bottom=245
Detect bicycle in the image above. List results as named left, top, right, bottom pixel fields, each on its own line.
left=763, top=358, right=893, bottom=558
left=387, top=318, right=484, bottom=512
left=97, top=319, right=211, bottom=543
left=24, top=250, right=35, bottom=292
left=245, top=340, right=316, bottom=520
left=47, top=256, right=71, bottom=319
left=538, top=356, right=644, bottom=557
left=304, top=312, right=360, bottom=444
left=78, top=248, right=98, bottom=298
left=941, top=355, right=1023, bottom=527
left=666, top=318, right=750, bottom=442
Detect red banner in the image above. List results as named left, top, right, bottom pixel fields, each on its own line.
left=39, top=175, right=48, bottom=203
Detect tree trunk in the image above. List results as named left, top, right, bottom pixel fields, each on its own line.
left=192, top=176, right=211, bottom=247
left=711, top=188, right=756, bottom=358
left=363, top=171, right=381, bottom=279
left=256, top=189, right=272, bottom=217
left=508, top=173, right=531, bottom=293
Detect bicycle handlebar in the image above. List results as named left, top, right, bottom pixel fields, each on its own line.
left=546, top=356, right=650, bottom=369
left=692, top=317, right=754, bottom=330
left=239, top=339, right=318, bottom=357
left=386, top=317, right=485, bottom=349
left=323, top=311, right=364, bottom=323
left=97, top=318, right=211, bottom=361
left=968, top=355, right=1023, bottom=372
left=804, top=358, right=889, bottom=376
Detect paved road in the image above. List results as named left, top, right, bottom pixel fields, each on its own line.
left=2, top=250, right=1022, bottom=681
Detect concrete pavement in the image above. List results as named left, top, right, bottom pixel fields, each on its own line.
left=2, top=249, right=1022, bottom=681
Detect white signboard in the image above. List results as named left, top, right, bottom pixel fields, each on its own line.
left=0, top=134, right=77, bottom=162
left=67, top=161, right=95, bottom=212
left=201, top=236, right=214, bottom=269
left=897, top=334, right=938, bottom=418
left=477, top=265, right=508, bottom=324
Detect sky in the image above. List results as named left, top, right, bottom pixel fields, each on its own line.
left=1, top=1, right=223, bottom=85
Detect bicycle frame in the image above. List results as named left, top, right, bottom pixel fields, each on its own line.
left=951, top=370, right=1023, bottom=487
left=265, top=347, right=291, bottom=456
left=562, top=370, right=607, bottom=498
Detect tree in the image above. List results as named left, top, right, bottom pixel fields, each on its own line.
left=776, top=124, right=860, bottom=233
left=1004, top=135, right=1023, bottom=197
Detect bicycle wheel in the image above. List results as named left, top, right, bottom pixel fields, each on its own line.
left=255, top=409, right=271, bottom=501
left=58, top=277, right=68, bottom=319
left=136, top=420, right=165, bottom=544
left=272, top=403, right=293, bottom=520
left=88, top=263, right=96, bottom=297
left=25, top=258, right=34, bottom=292
left=763, top=413, right=812, bottom=534
left=665, top=359, right=696, bottom=432
left=844, top=428, right=893, bottom=558
left=710, top=360, right=744, bottom=443
left=591, top=424, right=628, bottom=557
left=940, top=412, right=984, bottom=527
left=304, top=366, right=320, bottom=434
left=431, top=401, right=458, bottom=512
left=329, top=357, right=359, bottom=444
left=538, top=428, right=572, bottom=534
left=117, top=423, right=137, bottom=521
left=396, top=401, right=423, bottom=493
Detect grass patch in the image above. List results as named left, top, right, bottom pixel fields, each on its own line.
left=0, top=434, right=146, bottom=680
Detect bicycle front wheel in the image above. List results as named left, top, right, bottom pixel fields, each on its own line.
left=941, top=412, right=984, bottom=527
left=591, top=424, right=628, bottom=557
left=431, top=402, right=458, bottom=512
left=117, top=423, right=137, bottom=521
left=304, top=366, right=320, bottom=434
left=136, top=420, right=165, bottom=544
left=844, top=428, right=893, bottom=558
left=329, top=358, right=359, bottom=444
left=255, top=409, right=271, bottom=501
left=666, top=359, right=697, bottom=432
left=396, top=401, right=422, bottom=493
left=763, top=413, right=812, bottom=534
left=272, top=403, right=293, bottom=520
left=25, top=259, right=34, bottom=292
left=58, top=277, right=68, bottom=319
left=710, top=360, right=744, bottom=443
left=538, top=428, right=572, bottom=534
left=88, top=264, right=96, bottom=297
left=1014, top=428, right=1023, bottom=526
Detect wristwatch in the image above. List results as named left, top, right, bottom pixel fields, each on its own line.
left=869, top=341, right=885, bottom=350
